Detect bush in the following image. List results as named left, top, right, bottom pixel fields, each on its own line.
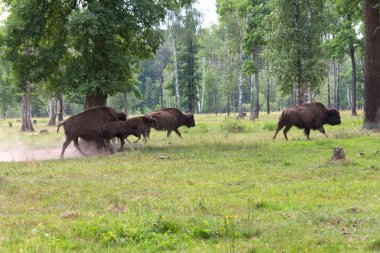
left=262, top=122, right=277, bottom=131
left=220, top=118, right=253, bottom=133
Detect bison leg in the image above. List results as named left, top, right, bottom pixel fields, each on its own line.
left=304, top=128, right=311, bottom=140
left=60, top=137, right=72, bottom=158
left=127, top=138, right=134, bottom=151
left=146, top=128, right=151, bottom=139
left=167, top=130, right=172, bottom=138
left=273, top=122, right=285, bottom=140
left=104, top=139, right=114, bottom=154
left=283, top=126, right=292, bottom=141
left=133, top=134, right=141, bottom=143
left=119, top=138, right=125, bottom=152
left=318, top=127, right=328, bottom=137
left=174, top=129, right=182, bottom=138
left=142, top=130, right=148, bottom=144
left=73, top=138, right=87, bottom=156
left=118, top=138, right=133, bottom=152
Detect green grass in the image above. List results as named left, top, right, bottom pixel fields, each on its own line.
left=1, top=111, right=380, bottom=252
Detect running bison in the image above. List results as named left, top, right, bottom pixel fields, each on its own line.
left=145, top=108, right=195, bottom=138
left=273, top=102, right=341, bottom=140
left=57, top=107, right=126, bottom=158
left=100, top=116, right=158, bottom=154
left=125, top=116, right=159, bottom=144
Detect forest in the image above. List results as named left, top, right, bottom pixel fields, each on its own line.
left=1, top=1, right=380, bottom=252
left=0, top=0, right=379, bottom=129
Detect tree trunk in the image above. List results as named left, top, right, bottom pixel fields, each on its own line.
left=159, top=71, right=164, bottom=109
left=249, top=72, right=255, bottom=120
left=349, top=44, right=357, bottom=116
left=226, top=92, right=230, bottom=117
left=214, top=79, right=218, bottom=115
left=306, top=0, right=313, bottom=104
left=292, top=86, right=296, bottom=106
left=187, top=40, right=195, bottom=114
left=84, top=93, right=107, bottom=110
left=123, top=92, right=128, bottom=118
left=347, top=82, right=351, bottom=110
left=363, top=0, right=380, bottom=129
left=327, top=61, right=331, bottom=108
left=295, top=84, right=303, bottom=106
left=58, top=94, right=63, bottom=122
left=173, top=35, right=181, bottom=109
left=1, top=95, right=6, bottom=119
left=48, top=93, right=57, bottom=126
left=21, top=80, right=34, bottom=132
left=306, top=81, right=312, bottom=102
left=200, top=58, right=206, bottom=114
left=337, top=65, right=340, bottom=109
left=254, top=43, right=260, bottom=118
left=196, top=86, right=201, bottom=114
left=333, top=60, right=339, bottom=110
left=266, top=63, right=270, bottom=114
left=237, top=39, right=244, bottom=119
left=294, top=0, right=303, bottom=106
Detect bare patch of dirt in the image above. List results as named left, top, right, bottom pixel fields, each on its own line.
left=60, top=210, right=79, bottom=219
left=0, top=140, right=127, bottom=162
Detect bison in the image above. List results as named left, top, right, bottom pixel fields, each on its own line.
left=273, top=102, right=341, bottom=140
left=100, top=116, right=158, bottom=153
left=57, top=107, right=126, bottom=158
left=145, top=108, right=195, bottom=138
left=125, top=116, right=159, bottom=144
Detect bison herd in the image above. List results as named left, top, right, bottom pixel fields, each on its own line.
left=57, top=102, right=341, bottom=158
left=57, top=107, right=195, bottom=158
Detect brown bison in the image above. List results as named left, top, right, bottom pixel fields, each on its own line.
left=125, top=116, right=159, bottom=144
left=273, top=102, right=341, bottom=140
left=145, top=108, right=195, bottom=138
left=57, top=107, right=126, bottom=158
left=100, top=116, right=158, bottom=153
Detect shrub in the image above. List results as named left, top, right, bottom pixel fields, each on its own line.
left=220, top=118, right=253, bottom=133
left=262, top=122, right=277, bottom=131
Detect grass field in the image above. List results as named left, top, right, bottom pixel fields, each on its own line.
left=0, top=111, right=380, bottom=252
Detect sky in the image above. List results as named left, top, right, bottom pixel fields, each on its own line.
left=195, top=0, right=218, bottom=28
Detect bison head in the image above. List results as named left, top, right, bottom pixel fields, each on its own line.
left=185, top=114, right=195, bottom=128
left=117, top=112, right=127, bottom=121
left=146, top=116, right=159, bottom=128
left=326, top=109, right=341, bottom=126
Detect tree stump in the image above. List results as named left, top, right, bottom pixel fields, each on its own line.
left=332, top=147, right=345, bottom=160
left=40, top=129, right=48, bottom=135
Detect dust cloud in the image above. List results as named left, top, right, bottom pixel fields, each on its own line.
left=0, top=138, right=111, bottom=162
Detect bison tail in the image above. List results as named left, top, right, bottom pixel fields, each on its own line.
left=277, top=111, right=285, bottom=124
left=57, top=122, right=64, bottom=133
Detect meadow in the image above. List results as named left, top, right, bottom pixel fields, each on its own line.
left=0, top=111, right=379, bottom=252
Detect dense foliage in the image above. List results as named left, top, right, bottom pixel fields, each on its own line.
left=0, top=0, right=377, bottom=127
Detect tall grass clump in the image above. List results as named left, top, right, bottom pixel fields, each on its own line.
left=220, top=118, right=253, bottom=133
left=262, top=122, right=277, bottom=131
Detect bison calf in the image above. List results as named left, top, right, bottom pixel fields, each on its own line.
left=100, top=116, right=157, bottom=154
left=273, top=102, right=341, bottom=140
left=145, top=108, right=195, bottom=138
left=125, top=116, right=158, bottom=144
